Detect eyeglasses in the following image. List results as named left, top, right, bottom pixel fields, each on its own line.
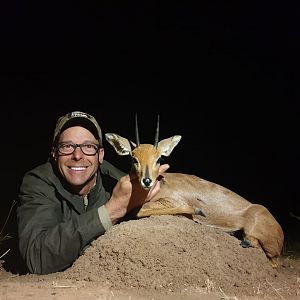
left=57, top=142, right=101, bottom=156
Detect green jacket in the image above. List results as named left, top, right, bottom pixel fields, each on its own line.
left=17, top=160, right=125, bottom=275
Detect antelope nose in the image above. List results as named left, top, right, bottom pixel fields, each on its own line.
left=142, top=177, right=152, bottom=188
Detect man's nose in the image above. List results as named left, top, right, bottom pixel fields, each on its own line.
left=72, top=146, right=84, bottom=159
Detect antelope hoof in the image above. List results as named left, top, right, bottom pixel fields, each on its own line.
left=240, top=239, right=253, bottom=248
left=195, top=207, right=206, bottom=217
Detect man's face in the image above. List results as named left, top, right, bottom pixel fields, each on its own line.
left=53, top=126, right=104, bottom=189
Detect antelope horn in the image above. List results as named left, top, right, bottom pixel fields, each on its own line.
left=154, top=114, right=160, bottom=148
left=135, top=113, right=140, bottom=146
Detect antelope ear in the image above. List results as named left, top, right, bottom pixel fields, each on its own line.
left=105, top=133, right=132, bottom=156
left=157, top=135, right=182, bottom=157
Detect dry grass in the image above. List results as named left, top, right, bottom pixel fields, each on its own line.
left=0, top=200, right=17, bottom=260
left=289, top=212, right=300, bottom=221
left=281, top=212, right=300, bottom=259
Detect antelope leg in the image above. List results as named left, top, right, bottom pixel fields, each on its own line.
left=137, top=197, right=204, bottom=218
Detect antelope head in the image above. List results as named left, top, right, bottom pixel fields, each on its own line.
left=105, top=115, right=181, bottom=189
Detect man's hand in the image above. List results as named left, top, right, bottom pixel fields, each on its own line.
left=105, top=164, right=170, bottom=224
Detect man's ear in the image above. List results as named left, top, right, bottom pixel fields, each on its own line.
left=51, top=147, right=58, bottom=162
left=50, top=147, right=55, bottom=160
left=98, top=148, right=104, bottom=164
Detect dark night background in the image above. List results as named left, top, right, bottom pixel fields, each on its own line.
left=0, top=1, right=299, bottom=270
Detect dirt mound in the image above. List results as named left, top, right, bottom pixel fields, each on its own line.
left=61, top=215, right=299, bottom=298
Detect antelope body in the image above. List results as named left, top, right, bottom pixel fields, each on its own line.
left=105, top=121, right=284, bottom=268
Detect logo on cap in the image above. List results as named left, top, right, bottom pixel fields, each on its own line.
left=70, top=112, right=90, bottom=119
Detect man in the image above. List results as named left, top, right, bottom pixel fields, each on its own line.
left=17, top=111, right=169, bottom=275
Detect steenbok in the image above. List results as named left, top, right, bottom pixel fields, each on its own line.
left=105, top=116, right=284, bottom=268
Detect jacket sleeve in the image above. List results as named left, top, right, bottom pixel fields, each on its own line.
left=17, top=172, right=107, bottom=275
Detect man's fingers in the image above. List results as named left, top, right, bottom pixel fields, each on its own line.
left=158, top=164, right=170, bottom=175
left=146, top=164, right=169, bottom=200
left=146, top=180, right=160, bottom=201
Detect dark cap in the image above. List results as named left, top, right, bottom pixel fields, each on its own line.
left=53, top=111, right=102, bottom=146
